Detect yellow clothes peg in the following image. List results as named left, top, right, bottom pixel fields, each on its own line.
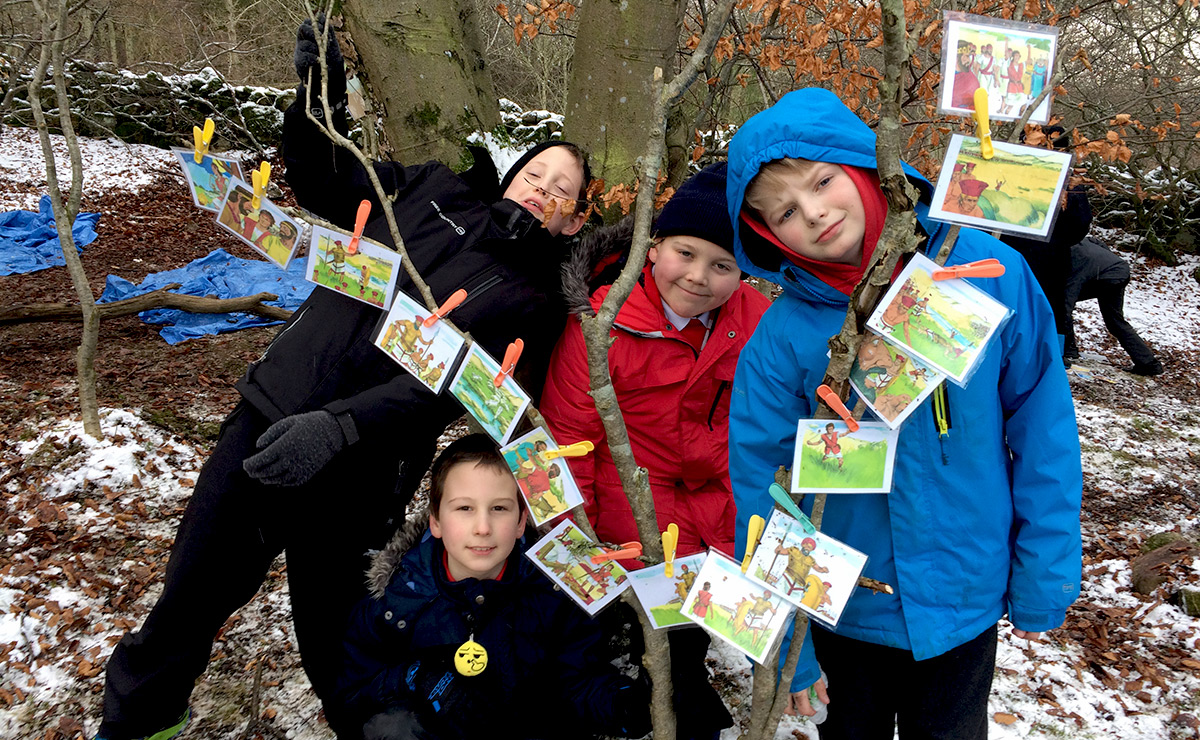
left=662, top=523, right=679, bottom=579
left=251, top=161, right=272, bottom=210
left=542, top=440, right=595, bottom=460
left=973, top=88, right=994, bottom=160
left=192, top=118, right=214, bottom=164
left=741, top=514, right=765, bottom=574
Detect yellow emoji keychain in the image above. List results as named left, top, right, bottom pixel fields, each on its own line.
left=454, top=635, right=488, bottom=676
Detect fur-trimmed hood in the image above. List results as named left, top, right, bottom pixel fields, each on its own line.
left=365, top=508, right=431, bottom=599
left=559, top=216, right=637, bottom=316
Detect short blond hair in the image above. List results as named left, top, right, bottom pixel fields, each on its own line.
left=744, top=157, right=817, bottom=215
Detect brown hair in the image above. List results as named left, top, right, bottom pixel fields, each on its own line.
left=428, top=434, right=513, bottom=517
left=555, top=142, right=590, bottom=200
left=744, top=157, right=817, bottom=215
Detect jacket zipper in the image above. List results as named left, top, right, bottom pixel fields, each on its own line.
left=255, top=305, right=310, bottom=364
left=932, top=383, right=952, bottom=466
left=708, top=380, right=729, bottom=431
left=456, top=274, right=504, bottom=310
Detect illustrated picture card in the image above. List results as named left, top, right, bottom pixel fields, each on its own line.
left=627, top=553, right=708, bottom=630
left=848, top=330, right=946, bottom=429
left=527, top=518, right=631, bottom=616
left=938, top=11, right=1059, bottom=124
left=448, top=343, right=531, bottom=446
left=746, top=510, right=869, bottom=628
left=501, top=427, right=587, bottom=527
left=929, top=134, right=1073, bottom=241
left=214, top=177, right=302, bottom=268
left=172, top=148, right=244, bottom=212
left=865, top=251, right=1014, bottom=385
left=680, top=549, right=793, bottom=664
left=305, top=224, right=402, bottom=310
left=791, top=419, right=899, bottom=494
left=373, top=289, right=466, bottom=395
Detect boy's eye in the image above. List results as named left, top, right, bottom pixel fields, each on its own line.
left=714, top=262, right=733, bottom=272
left=780, top=207, right=795, bottom=221
left=817, top=176, right=833, bottom=189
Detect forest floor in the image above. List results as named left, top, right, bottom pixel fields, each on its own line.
left=2, top=127, right=1199, bottom=740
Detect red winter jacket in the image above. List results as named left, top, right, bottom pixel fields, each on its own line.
left=541, top=222, right=770, bottom=561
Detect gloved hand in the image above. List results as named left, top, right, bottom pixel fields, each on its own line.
left=402, top=659, right=504, bottom=739
left=610, top=677, right=652, bottom=738
left=295, top=13, right=346, bottom=103
left=363, top=707, right=431, bottom=740
left=243, top=409, right=346, bottom=486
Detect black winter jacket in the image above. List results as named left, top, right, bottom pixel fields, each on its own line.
left=338, top=515, right=650, bottom=739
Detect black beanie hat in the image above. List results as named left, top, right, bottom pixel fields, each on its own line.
left=498, top=140, right=592, bottom=201
left=655, top=162, right=734, bottom=254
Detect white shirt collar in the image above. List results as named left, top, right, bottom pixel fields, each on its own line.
left=661, top=301, right=711, bottom=332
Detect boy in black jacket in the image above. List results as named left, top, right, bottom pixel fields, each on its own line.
left=340, top=435, right=650, bottom=740
left=98, top=18, right=590, bottom=740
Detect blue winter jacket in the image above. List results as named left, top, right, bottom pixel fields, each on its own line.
left=725, top=88, right=1083, bottom=691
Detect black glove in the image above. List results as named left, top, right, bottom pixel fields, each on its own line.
left=402, top=658, right=507, bottom=739
left=295, top=13, right=346, bottom=103
left=610, top=677, right=652, bottom=738
left=363, top=707, right=431, bottom=740
left=243, top=409, right=346, bottom=486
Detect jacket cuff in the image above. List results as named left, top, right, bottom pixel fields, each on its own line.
left=324, top=402, right=360, bottom=446
left=1007, top=602, right=1068, bottom=633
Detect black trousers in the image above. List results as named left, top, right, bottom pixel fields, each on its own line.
left=1065, top=278, right=1157, bottom=366
left=812, top=624, right=998, bottom=740
left=99, top=403, right=415, bottom=739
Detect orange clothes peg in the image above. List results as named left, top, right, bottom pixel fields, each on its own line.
left=347, top=200, right=371, bottom=255
left=423, top=289, right=467, bottom=329
left=815, top=384, right=859, bottom=433
left=590, top=541, right=643, bottom=565
left=493, top=339, right=524, bottom=387
left=933, top=258, right=1006, bottom=281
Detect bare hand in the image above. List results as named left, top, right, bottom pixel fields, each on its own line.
left=785, top=678, right=829, bottom=717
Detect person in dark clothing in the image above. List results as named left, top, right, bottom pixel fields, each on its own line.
left=1064, top=237, right=1163, bottom=375
left=339, top=435, right=650, bottom=740
left=96, top=18, right=589, bottom=740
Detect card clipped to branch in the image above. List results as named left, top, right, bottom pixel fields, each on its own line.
left=937, top=11, right=1059, bottom=124
left=628, top=553, right=708, bottom=630
left=928, top=134, right=1074, bottom=242
left=307, top=224, right=402, bottom=310
left=680, top=549, right=793, bottom=664
left=526, top=518, right=631, bottom=616
left=865, top=252, right=1013, bottom=386
left=373, top=289, right=467, bottom=395
left=214, top=177, right=302, bottom=269
left=500, top=427, right=587, bottom=527
left=792, top=419, right=899, bottom=494
left=745, top=510, right=868, bottom=628
left=847, top=330, right=946, bottom=429
left=172, top=148, right=244, bottom=213
left=448, top=343, right=532, bottom=445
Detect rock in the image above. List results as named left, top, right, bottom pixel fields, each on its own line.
left=1142, top=530, right=1191, bottom=553
left=1130, top=541, right=1200, bottom=595
left=1169, top=588, right=1200, bottom=617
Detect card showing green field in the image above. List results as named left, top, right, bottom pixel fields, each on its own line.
left=501, top=427, right=586, bottom=527
left=448, top=344, right=531, bottom=445
left=374, top=289, right=465, bottom=394
left=627, top=553, right=708, bottom=630
left=173, top=148, right=243, bottom=213
left=680, top=550, right=793, bottom=664
left=791, top=419, right=898, bottom=494
left=746, top=510, right=868, bottom=628
left=848, top=330, right=946, bottom=429
left=306, top=224, right=401, bottom=310
left=866, top=252, right=1012, bottom=386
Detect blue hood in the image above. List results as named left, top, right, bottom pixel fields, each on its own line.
left=725, top=88, right=935, bottom=301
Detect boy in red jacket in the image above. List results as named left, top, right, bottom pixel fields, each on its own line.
left=541, top=162, right=770, bottom=740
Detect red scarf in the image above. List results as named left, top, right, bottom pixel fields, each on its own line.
left=741, top=165, right=895, bottom=296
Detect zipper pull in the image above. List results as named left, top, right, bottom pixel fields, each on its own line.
left=932, top=384, right=951, bottom=466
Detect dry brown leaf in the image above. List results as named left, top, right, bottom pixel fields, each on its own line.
left=994, top=712, right=1018, bottom=725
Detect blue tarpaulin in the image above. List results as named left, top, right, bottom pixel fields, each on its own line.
left=0, top=195, right=101, bottom=276
left=98, top=248, right=314, bottom=344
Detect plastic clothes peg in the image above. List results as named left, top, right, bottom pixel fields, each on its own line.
left=346, top=200, right=371, bottom=255
left=662, top=523, right=679, bottom=578
left=741, top=514, right=766, bottom=573
left=768, top=482, right=812, bottom=530
left=422, top=289, right=467, bottom=329
left=493, top=339, right=524, bottom=387
left=972, top=88, right=994, bottom=160
left=192, top=118, right=215, bottom=163
left=590, top=541, right=642, bottom=565
left=250, top=161, right=271, bottom=210
left=815, top=384, right=859, bottom=433
left=542, top=441, right=595, bottom=460
left=932, top=258, right=1006, bottom=281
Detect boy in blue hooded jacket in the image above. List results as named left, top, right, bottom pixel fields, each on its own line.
left=725, top=88, right=1082, bottom=738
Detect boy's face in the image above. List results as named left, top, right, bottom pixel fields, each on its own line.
left=502, top=147, right=586, bottom=237
left=648, top=235, right=741, bottom=318
left=430, top=462, right=527, bottom=581
left=756, top=163, right=865, bottom=266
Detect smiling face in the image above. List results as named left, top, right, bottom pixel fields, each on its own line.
left=648, top=234, right=741, bottom=318
left=430, top=461, right=527, bottom=581
left=501, top=146, right=586, bottom=237
left=750, top=160, right=866, bottom=266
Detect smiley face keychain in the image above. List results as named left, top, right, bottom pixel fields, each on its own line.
left=454, top=634, right=488, bottom=676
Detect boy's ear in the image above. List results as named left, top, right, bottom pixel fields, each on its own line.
left=560, top=211, right=586, bottom=237
left=516, top=506, right=528, bottom=532
left=647, top=243, right=660, bottom=264
left=429, top=510, right=443, bottom=538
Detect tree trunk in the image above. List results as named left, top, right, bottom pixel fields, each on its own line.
left=341, top=0, right=500, bottom=166
left=563, top=0, right=687, bottom=188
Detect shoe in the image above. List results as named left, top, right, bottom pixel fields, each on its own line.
left=1126, top=361, right=1164, bottom=376
left=95, top=710, right=190, bottom=740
